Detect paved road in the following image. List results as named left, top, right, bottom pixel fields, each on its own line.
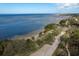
left=30, top=28, right=68, bottom=56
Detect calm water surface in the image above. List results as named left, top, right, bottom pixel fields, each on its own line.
left=0, top=14, right=70, bottom=39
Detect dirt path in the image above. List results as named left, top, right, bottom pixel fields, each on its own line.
left=30, top=28, right=68, bottom=56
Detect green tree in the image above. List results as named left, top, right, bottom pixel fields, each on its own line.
left=60, top=34, right=70, bottom=56
left=69, top=29, right=79, bottom=56
left=44, top=24, right=57, bottom=32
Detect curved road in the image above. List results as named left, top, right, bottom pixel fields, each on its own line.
left=30, top=27, right=68, bottom=56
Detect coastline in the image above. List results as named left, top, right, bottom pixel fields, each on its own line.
left=10, top=28, right=44, bottom=40
left=2, top=15, right=71, bottom=40
left=10, top=16, right=71, bottom=40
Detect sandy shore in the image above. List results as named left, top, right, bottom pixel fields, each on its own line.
left=10, top=28, right=44, bottom=40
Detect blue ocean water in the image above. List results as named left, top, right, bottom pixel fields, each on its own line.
left=0, top=14, right=69, bottom=39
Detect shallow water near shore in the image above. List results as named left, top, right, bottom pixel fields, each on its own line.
left=0, top=14, right=70, bottom=39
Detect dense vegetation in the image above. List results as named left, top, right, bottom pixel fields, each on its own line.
left=53, top=28, right=79, bottom=56
left=53, top=16, right=79, bottom=56
left=36, top=33, right=54, bottom=47
left=44, top=23, right=57, bottom=32
left=0, top=39, right=38, bottom=56
left=69, top=29, right=79, bottom=56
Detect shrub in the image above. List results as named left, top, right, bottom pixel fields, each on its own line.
left=44, top=24, right=57, bottom=32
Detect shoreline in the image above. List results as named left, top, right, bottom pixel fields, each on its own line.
left=0, top=15, right=71, bottom=40
left=10, top=28, right=44, bottom=40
